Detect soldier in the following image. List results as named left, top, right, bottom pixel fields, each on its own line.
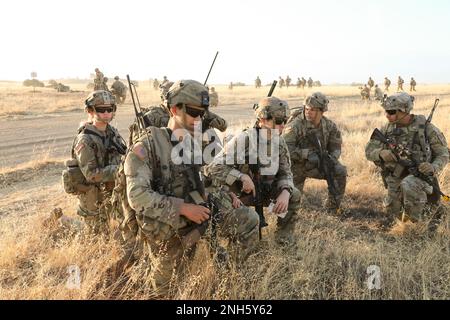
left=384, top=77, right=391, bottom=92
left=111, top=76, right=127, bottom=104
left=368, top=77, right=375, bottom=90
left=374, top=84, right=384, bottom=101
left=152, top=78, right=160, bottom=90
left=205, top=96, right=301, bottom=242
left=278, top=76, right=285, bottom=88
left=255, top=76, right=262, bottom=88
left=228, top=82, right=233, bottom=90
left=296, top=77, right=302, bottom=89
left=360, top=84, right=371, bottom=100
left=301, top=77, right=307, bottom=89
left=101, top=77, right=110, bottom=91
left=123, top=80, right=259, bottom=295
left=209, top=86, right=219, bottom=108
left=365, top=93, right=448, bottom=224
left=161, top=75, right=170, bottom=88
left=68, top=90, right=126, bottom=234
left=307, top=77, right=313, bottom=88
left=285, top=75, right=291, bottom=88
left=94, top=68, right=104, bottom=90
left=282, top=93, right=347, bottom=213
left=410, top=77, right=417, bottom=92
left=397, top=76, right=404, bottom=91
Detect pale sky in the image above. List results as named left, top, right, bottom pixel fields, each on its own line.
left=2, top=0, right=450, bottom=84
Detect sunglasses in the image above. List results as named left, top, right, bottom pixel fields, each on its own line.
left=274, top=117, right=288, bottom=125
left=184, top=105, right=206, bottom=118
left=95, top=106, right=115, bottom=113
left=385, top=110, right=397, bottom=115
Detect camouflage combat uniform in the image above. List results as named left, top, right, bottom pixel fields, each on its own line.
left=368, top=77, right=375, bottom=89
left=384, top=77, right=391, bottom=91
left=374, top=85, right=384, bottom=101
left=205, top=97, right=301, bottom=237
left=282, top=93, right=347, bottom=211
left=94, top=69, right=104, bottom=90
left=111, top=77, right=127, bottom=104
left=397, top=77, right=404, bottom=91
left=209, top=87, right=219, bottom=108
left=410, top=78, right=417, bottom=92
left=365, top=93, right=449, bottom=222
left=123, top=80, right=259, bottom=295
left=73, top=122, right=124, bottom=233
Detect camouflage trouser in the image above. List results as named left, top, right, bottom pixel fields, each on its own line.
left=140, top=191, right=260, bottom=296
left=385, top=174, right=433, bottom=222
left=291, top=161, right=347, bottom=210
left=77, top=186, right=110, bottom=235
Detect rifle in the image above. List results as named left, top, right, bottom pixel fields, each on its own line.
left=250, top=80, right=277, bottom=239
left=307, top=132, right=340, bottom=206
left=204, top=51, right=219, bottom=86
left=369, top=128, right=449, bottom=203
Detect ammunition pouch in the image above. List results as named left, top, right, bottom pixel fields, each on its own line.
left=62, top=159, right=91, bottom=195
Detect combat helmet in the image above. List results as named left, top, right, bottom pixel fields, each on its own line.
left=304, top=92, right=329, bottom=112
left=381, top=92, right=414, bottom=113
left=254, top=96, right=289, bottom=121
left=85, top=90, right=116, bottom=110
left=114, top=76, right=119, bottom=80
left=166, top=80, right=209, bottom=108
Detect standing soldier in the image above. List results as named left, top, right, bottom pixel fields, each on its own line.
left=255, top=76, right=262, bottom=88
left=307, top=77, right=313, bottom=88
left=365, top=93, right=448, bottom=225
left=111, top=76, right=127, bottom=104
left=397, top=76, right=404, bottom=91
left=282, top=93, right=347, bottom=213
left=101, top=77, right=110, bottom=91
left=285, top=75, right=291, bottom=88
left=374, top=84, right=384, bottom=101
left=296, top=77, right=302, bottom=89
left=161, top=76, right=170, bottom=88
left=410, top=77, right=417, bottom=92
left=384, top=77, right=391, bottom=92
left=228, top=82, right=234, bottom=90
left=301, top=77, right=307, bottom=89
left=205, top=97, right=301, bottom=243
left=360, top=85, right=371, bottom=100
left=278, top=76, right=285, bottom=88
left=152, top=78, right=160, bottom=90
left=123, top=80, right=259, bottom=296
left=368, top=77, right=375, bottom=90
left=94, top=68, right=104, bottom=90
left=65, top=90, right=126, bottom=234
left=209, top=86, right=219, bottom=108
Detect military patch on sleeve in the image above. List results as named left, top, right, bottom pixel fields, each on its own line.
left=74, top=143, right=85, bottom=154
left=133, top=143, right=147, bottom=161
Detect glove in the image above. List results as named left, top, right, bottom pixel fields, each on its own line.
left=418, top=162, right=435, bottom=176
left=307, top=151, right=320, bottom=165
left=379, top=149, right=397, bottom=163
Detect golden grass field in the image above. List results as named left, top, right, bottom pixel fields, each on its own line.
left=0, top=80, right=449, bottom=299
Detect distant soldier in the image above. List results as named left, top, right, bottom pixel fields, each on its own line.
left=278, top=76, right=285, bottom=88
left=283, top=92, right=347, bottom=213
left=384, top=77, right=391, bottom=92
left=94, top=68, right=104, bottom=90
left=111, top=76, right=127, bottom=104
left=228, top=82, right=233, bottom=90
left=285, top=75, right=291, bottom=88
left=360, top=85, right=370, bottom=100
left=307, top=77, right=313, bottom=88
left=161, top=76, right=170, bottom=88
left=209, top=86, right=219, bottom=108
left=365, top=93, right=448, bottom=224
left=152, top=78, right=159, bottom=90
left=296, top=77, right=302, bottom=88
left=301, top=77, right=307, bottom=89
left=410, top=77, right=417, bottom=92
left=101, top=77, right=110, bottom=91
left=397, top=76, right=404, bottom=91
left=255, top=76, right=262, bottom=88
left=57, top=83, right=70, bottom=92
left=374, top=84, right=383, bottom=101
left=368, top=77, right=375, bottom=90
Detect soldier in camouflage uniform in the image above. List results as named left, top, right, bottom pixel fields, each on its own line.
left=94, top=68, right=104, bottom=90
left=123, top=80, right=259, bottom=295
left=111, top=76, right=127, bottom=104
left=282, top=92, right=347, bottom=213
left=368, top=77, right=375, bottom=90
left=397, top=76, right=404, bottom=91
left=255, top=76, right=262, bottom=88
left=205, top=97, right=301, bottom=241
left=410, top=77, right=417, bottom=92
left=71, top=90, right=126, bottom=234
left=307, top=77, right=313, bottom=88
left=285, top=75, right=291, bottom=88
left=365, top=93, right=448, bottom=223
left=296, top=77, right=301, bottom=89
left=301, top=77, right=307, bottom=89
left=101, top=77, right=110, bottom=92
left=384, top=77, right=391, bottom=92
left=209, top=86, right=219, bottom=108
left=278, top=77, right=285, bottom=88
left=360, top=84, right=371, bottom=100
left=374, top=84, right=383, bottom=101
left=152, top=78, right=160, bottom=90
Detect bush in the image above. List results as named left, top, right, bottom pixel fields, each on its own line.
left=23, top=79, right=45, bottom=88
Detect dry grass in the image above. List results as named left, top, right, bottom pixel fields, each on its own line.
left=0, top=84, right=449, bottom=300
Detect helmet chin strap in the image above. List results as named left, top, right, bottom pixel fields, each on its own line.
left=392, top=111, right=409, bottom=124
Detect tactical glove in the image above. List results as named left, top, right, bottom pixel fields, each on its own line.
left=418, top=162, right=435, bottom=176
left=379, top=149, right=397, bottom=163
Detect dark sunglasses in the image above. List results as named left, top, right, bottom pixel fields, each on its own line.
left=274, top=117, right=288, bottom=125
left=95, top=107, right=115, bottom=113
left=385, top=110, right=397, bottom=115
left=184, top=105, right=206, bottom=118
